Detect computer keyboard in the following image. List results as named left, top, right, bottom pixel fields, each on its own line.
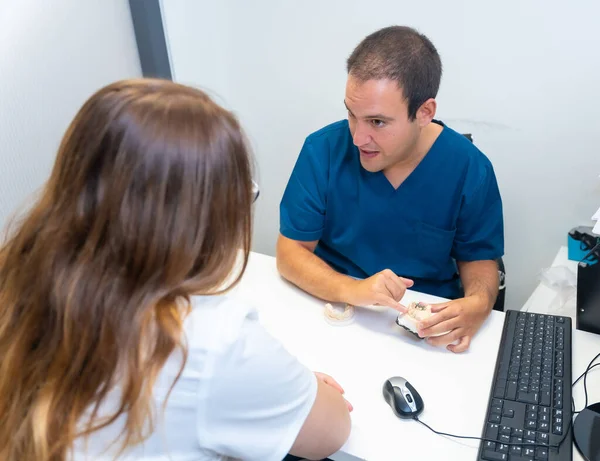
left=478, top=310, right=572, bottom=461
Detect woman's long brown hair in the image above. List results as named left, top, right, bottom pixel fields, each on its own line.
left=0, top=79, right=253, bottom=460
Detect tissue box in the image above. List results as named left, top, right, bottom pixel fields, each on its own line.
left=568, top=226, right=599, bottom=262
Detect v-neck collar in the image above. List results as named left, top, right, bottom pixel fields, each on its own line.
left=368, top=120, right=446, bottom=194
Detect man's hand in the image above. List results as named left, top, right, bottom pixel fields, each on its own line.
left=314, top=372, right=353, bottom=412
left=345, top=269, right=414, bottom=312
left=416, top=294, right=492, bottom=353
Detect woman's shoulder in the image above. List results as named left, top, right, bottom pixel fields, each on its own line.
left=184, top=293, right=258, bottom=353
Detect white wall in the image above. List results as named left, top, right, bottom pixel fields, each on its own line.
left=162, top=0, right=600, bottom=309
left=0, top=0, right=141, bottom=225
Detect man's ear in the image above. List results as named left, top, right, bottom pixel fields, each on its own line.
left=416, top=98, right=437, bottom=127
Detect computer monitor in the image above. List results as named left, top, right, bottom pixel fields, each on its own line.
left=576, top=245, right=600, bottom=335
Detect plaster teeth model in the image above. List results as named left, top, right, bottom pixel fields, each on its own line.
left=396, top=301, right=447, bottom=338
left=324, top=302, right=355, bottom=326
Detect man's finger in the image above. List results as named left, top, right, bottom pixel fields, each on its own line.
left=399, top=277, right=414, bottom=287
left=425, top=327, right=462, bottom=347
left=388, top=273, right=413, bottom=291
left=419, top=317, right=460, bottom=339
left=383, top=275, right=404, bottom=301
left=418, top=304, right=458, bottom=330
left=430, top=302, right=450, bottom=313
left=447, top=335, right=471, bottom=353
left=375, top=294, right=406, bottom=312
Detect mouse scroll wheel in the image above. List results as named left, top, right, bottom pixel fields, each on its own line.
left=406, top=394, right=413, bottom=403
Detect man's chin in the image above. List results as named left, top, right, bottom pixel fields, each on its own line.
left=359, top=158, right=383, bottom=173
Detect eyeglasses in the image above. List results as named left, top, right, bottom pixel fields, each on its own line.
left=252, top=180, right=260, bottom=203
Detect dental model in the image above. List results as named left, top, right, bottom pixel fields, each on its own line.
left=324, top=302, right=355, bottom=326
left=396, top=301, right=436, bottom=338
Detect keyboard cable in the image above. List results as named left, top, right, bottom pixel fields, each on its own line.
left=412, top=351, right=600, bottom=452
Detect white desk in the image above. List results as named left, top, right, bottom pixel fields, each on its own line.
left=232, top=252, right=600, bottom=461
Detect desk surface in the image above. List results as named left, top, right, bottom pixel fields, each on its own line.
left=232, top=252, right=600, bottom=461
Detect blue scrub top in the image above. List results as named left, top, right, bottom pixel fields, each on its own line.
left=280, top=120, right=504, bottom=299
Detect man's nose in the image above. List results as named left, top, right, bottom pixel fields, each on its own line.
left=352, top=123, right=371, bottom=147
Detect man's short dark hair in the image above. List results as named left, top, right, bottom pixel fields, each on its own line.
left=347, top=26, right=442, bottom=120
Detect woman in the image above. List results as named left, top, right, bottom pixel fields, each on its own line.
left=0, top=79, right=350, bottom=461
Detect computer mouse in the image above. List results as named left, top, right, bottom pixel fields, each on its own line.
left=382, top=376, right=424, bottom=419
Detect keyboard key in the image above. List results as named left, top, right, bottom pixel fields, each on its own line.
left=555, top=367, right=564, bottom=377
left=538, top=422, right=550, bottom=433
left=553, top=424, right=563, bottom=435
left=505, top=381, right=518, bottom=400
left=482, top=451, right=507, bottom=461
left=486, top=423, right=500, bottom=439
left=536, top=432, right=549, bottom=444
left=512, top=428, right=524, bottom=437
left=498, top=444, right=509, bottom=453
left=510, top=444, right=522, bottom=456
left=502, top=408, right=514, bottom=418
left=500, top=434, right=510, bottom=444
left=540, top=391, right=551, bottom=406
left=527, top=411, right=537, bottom=420
left=524, top=447, right=536, bottom=457
left=500, top=426, right=512, bottom=436
left=541, top=384, right=551, bottom=393
left=553, top=383, right=562, bottom=394
left=494, top=386, right=505, bottom=398
left=488, top=413, right=501, bottom=424
left=492, top=405, right=502, bottom=415
left=525, top=430, right=536, bottom=440
left=536, top=447, right=549, bottom=459
left=555, top=350, right=563, bottom=360
left=518, top=391, right=539, bottom=404
left=527, top=420, right=537, bottom=430
left=492, top=398, right=503, bottom=407
left=484, top=441, right=496, bottom=451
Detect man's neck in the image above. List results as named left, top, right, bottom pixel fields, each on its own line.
left=383, top=122, right=443, bottom=189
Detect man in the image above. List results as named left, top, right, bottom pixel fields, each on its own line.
left=276, top=26, right=504, bottom=353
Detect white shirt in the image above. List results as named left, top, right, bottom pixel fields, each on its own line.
left=72, top=294, right=318, bottom=461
